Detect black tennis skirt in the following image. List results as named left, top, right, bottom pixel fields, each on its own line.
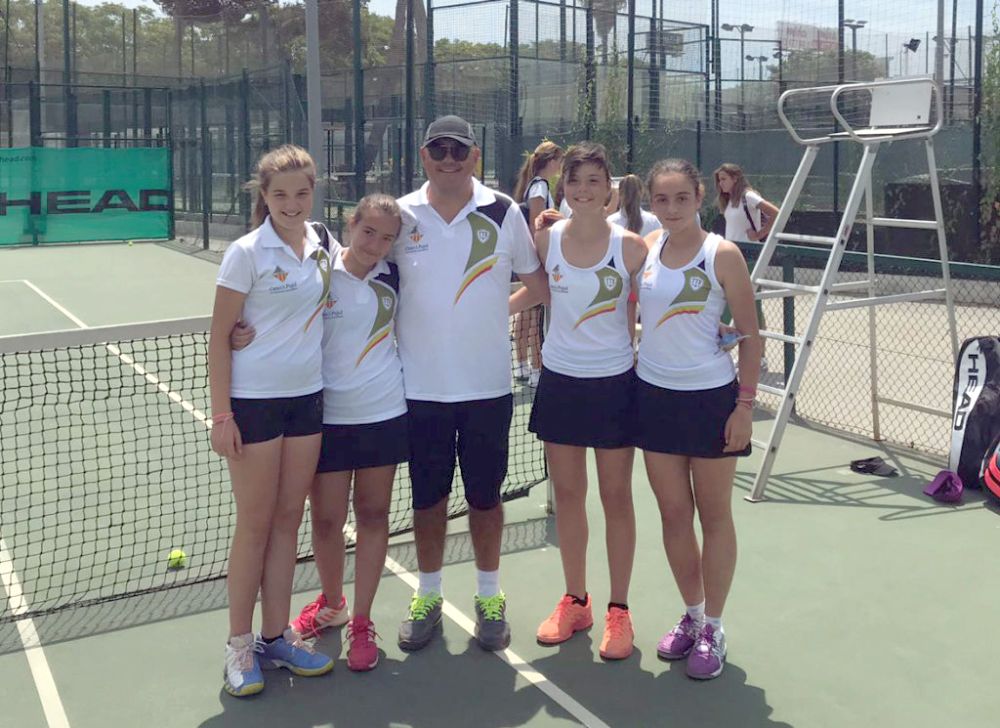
left=316, top=413, right=410, bottom=473
left=634, top=377, right=752, bottom=458
left=529, top=367, right=636, bottom=449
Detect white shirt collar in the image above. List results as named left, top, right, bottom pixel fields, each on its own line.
left=259, top=216, right=322, bottom=254
left=412, top=178, right=496, bottom=215
left=332, top=246, right=390, bottom=281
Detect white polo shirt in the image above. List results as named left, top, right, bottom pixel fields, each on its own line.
left=393, top=179, right=541, bottom=402
left=216, top=217, right=329, bottom=398
left=321, top=248, right=407, bottom=425
left=723, top=191, right=764, bottom=243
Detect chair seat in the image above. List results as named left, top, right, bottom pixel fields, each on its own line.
left=829, top=126, right=935, bottom=139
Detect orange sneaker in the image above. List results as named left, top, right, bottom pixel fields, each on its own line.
left=536, top=594, right=593, bottom=645
left=599, top=606, right=634, bottom=660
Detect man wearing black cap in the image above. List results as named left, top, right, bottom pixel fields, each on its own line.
left=392, top=115, right=549, bottom=652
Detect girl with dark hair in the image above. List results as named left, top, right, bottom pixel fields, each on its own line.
left=636, top=158, right=761, bottom=680
left=529, top=143, right=648, bottom=661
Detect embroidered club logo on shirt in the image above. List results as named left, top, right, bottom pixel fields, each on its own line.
left=454, top=212, right=500, bottom=303
left=574, top=265, right=623, bottom=328
left=655, top=267, right=712, bottom=327
left=303, top=247, right=333, bottom=331
left=551, top=264, right=564, bottom=282
left=273, top=266, right=288, bottom=283
left=356, top=279, right=396, bottom=367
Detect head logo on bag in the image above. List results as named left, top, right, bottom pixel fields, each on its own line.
left=949, top=337, right=1000, bottom=490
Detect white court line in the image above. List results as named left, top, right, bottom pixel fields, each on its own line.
left=18, top=279, right=596, bottom=724
left=343, top=525, right=608, bottom=728
left=0, top=538, right=70, bottom=728
left=5, top=281, right=211, bottom=728
left=20, top=280, right=89, bottom=329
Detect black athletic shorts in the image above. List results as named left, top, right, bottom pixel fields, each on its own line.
left=316, top=414, right=410, bottom=473
left=230, top=390, right=323, bottom=445
left=406, top=395, right=513, bottom=511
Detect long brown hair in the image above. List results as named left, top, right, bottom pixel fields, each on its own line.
left=713, top=162, right=753, bottom=214
left=246, top=145, right=317, bottom=229
left=616, top=174, right=645, bottom=234
left=513, top=140, right=563, bottom=202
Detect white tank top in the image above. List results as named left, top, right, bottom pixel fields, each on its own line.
left=636, top=232, right=736, bottom=390
left=542, top=220, right=634, bottom=378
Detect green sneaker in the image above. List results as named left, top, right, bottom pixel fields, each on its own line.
left=397, top=592, right=443, bottom=651
left=474, top=593, right=511, bottom=651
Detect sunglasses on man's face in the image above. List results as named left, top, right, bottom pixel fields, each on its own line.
left=426, top=141, right=471, bottom=162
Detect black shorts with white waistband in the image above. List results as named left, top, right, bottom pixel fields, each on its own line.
left=230, top=390, right=323, bottom=445
left=529, top=367, right=636, bottom=449
left=316, top=413, right=410, bottom=473
left=634, top=378, right=752, bottom=458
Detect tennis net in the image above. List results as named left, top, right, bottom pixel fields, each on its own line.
left=0, top=311, right=547, bottom=623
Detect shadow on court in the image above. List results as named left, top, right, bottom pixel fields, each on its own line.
left=0, top=517, right=552, bottom=656
left=519, top=637, right=790, bottom=728
left=197, top=637, right=579, bottom=728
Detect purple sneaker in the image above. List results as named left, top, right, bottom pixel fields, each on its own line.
left=686, top=624, right=727, bottom=680
left=657, top=613, right=701, bottom=660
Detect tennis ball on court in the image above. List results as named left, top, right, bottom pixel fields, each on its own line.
left=128, top=240, right=133, bottom=247
left=167, top=548, right=187, bottom=569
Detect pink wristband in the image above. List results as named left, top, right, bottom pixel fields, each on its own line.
left=738, top=385, right=757, bottom=396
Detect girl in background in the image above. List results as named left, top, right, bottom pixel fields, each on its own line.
left=513, top=141, right=564, bottom=386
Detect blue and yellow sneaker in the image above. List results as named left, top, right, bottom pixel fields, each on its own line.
left=223, top=633, right=264, bottom=697
left=258, top=627, right=334, bottom=677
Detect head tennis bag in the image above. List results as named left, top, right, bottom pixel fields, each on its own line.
left=949, top=337, right=1000, bottom=489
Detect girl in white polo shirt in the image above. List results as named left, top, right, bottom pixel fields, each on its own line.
left=287, top=194, right=407, bottom=672
left=529, top=143, right=648, bottom=661
left=209, top=145, right=334, bottom=697
left=636, top=158, right=760, bottom=681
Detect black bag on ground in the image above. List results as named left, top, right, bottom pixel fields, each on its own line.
left=949, top=337, right=1000, bottom=489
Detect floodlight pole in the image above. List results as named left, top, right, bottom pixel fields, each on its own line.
left=304, top=0, right=325, bottom=221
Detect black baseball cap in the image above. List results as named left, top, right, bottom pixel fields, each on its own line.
left=422, top=115, right=476, bottom=147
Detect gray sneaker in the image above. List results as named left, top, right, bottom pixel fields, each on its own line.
left=397, top=592, right=443, bottom=651
left=474, top=593, right=511, bottom=651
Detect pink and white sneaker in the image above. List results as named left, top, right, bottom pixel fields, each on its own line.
left=346, top=616, right=380, bottom=672
left=291, top=593, right=349, bottom=638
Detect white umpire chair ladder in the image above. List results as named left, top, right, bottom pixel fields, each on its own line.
left=747, top=76, right=959, bottom=501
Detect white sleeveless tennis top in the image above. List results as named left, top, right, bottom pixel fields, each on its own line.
left=636, top=231, right=735, bottom=390
left=541, top=220, right=634, bottom=378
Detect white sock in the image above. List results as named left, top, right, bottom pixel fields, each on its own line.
left=476, top=568, right=501, bottom=598
left=418, top=570, right=442, bottom=597
left=705, top=615, right=723, bottom=633
left=686, top=601, right=706, bottom=622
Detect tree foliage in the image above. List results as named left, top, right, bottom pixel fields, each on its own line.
left=1, top=0, right=397, bottom=80
left=981, top=4, right=1000, bottom=255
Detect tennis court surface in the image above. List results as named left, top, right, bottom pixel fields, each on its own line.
left=1, top=242, right=997, bottom=728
